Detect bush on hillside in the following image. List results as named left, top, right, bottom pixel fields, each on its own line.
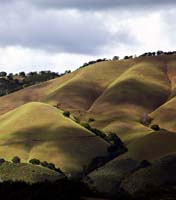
left=0, top=72, right=7, bottom=77
left=140, top=113, right=153, bottom=126
left=108, top=133, right=124, bottom=147
left=81, top=122, right=91, bottom=130
left=139, top=160, right=151, bottom=168
left=88, top=118, right=95, bottom=123
left=41, top=161, right=49, bottom=168
left=0, top=158, right=5, bottom=165
left=91, top=128, right=107, bottom=139
left=63, top=111, right=70, bottom=118
left=29, top=159, right=40, bottom=165
left=113, top=56, right=119, bottom=60
left=73, top=116, right=80, bottom=124
left=151, top=124, right=160, bottom=131
left=47, top=163, right=56, bottom=170
left=12, top=156, right=21, bottom=164
left=40, top=161, right=62, bottom=174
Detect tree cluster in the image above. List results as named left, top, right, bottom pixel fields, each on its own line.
left=0, top=70, right=71, bottom=97
left=29, top=159, right=63, bottom=174
left=79, top=58, right=108, bottom=69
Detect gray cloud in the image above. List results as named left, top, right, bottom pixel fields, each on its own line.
left=0, top=0, right=175, bottom=10
left=0, top=2, right=138, bottom=55
left=26, top=0, right=176, bottom=10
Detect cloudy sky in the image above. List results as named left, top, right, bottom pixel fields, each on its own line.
left=0, top=0, right=176, bottom=73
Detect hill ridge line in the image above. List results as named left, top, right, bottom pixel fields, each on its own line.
left=86, top=62, right=136, bottom=112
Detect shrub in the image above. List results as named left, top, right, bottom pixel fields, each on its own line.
left=40, top=161, right=49, bottom=168
left=73, top=116, right=80, bottom=124
left=47, top=163, right=56, bottom=170
left=63, top=111, right=70, bottom=118
left=0, top=158, right=5, bottom=165
left=81, top=122, right=91, bottom=130
left=140, top=113, right=153, bottom=126
left=12, top=156, right=21, bottom=164
left=91, top=128, right=106, bottom=139
left=29, top=159, right=40, bottom=165
left=108, top=133, right=124, bottom=147
left=55, top=168, right=63, bottom=174
left=139, top=160, right=151, bottom=168
left=151, top=124, right=160, bottom=131
left=88, top=118, right=95, bottom=123
left=112, top=56, right=119, bottom=60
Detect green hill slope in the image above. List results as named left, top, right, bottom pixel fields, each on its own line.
left=0, top=102, right=109, bottom=173
left=119, top=129, right=176, bottom=160
left=0, top=55, right=176, bottom=164
left=0, top=162, right=64, bottom=183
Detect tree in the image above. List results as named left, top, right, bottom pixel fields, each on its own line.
left=0, top=158, right=5, bottom=165
left=19, top=72, right=26, bottom=77
left=88, top=118, right=95, bottom=123
left=151, top=124, right=160, bottom=131
left=41, top=161, right=49, bottom=168
left=29, top=159, right=40, bottom=165
left=63, top=111, right=70, bottom=118
left=12, top=156, right=21, bottom=164
left=0, top=72, right=7, bottom=77
left=47, top=163, right=56, bottom=170
left=108, top=133, right=124, bottom=147
left=112, top=56, right=119, bottom=61
left=7, top=73, right=13, bottom=80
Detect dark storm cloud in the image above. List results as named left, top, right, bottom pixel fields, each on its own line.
left=28, top=0, right=175, bottom=10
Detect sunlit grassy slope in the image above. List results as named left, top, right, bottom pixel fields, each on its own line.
left=151, top=96, right=176, bottom=132
left=0, top=60, right=135, bottom=115
left=0, top=102, right=109, bottom=173
left=0, top=55, right=176, bottom=163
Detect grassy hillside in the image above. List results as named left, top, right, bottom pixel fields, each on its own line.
left=0, top=102, right=109, bottom=173
left=84, top=158, right=140, bottom=196
left=0, top=162, right=64, bottom=183
left=121, top=154, right=176, bottom=195
left=151, top=97, right=176, bottom=132
left=0, top=55, right=176, bottom=167
left=119, top=129, right=176, bottom=160
left=0, top=60, right=134, bottom=115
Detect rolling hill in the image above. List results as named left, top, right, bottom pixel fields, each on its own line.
left=0, top=102, right=109, bottom=173
left=0, top=54, right=176, bottom=174
left=0, top=161, right=64, bottom=183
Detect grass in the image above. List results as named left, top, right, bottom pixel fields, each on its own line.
left=121, top=154, right=176, bottom=195
left=151, top=96, right=176, bottom=132
left=0, top=55, right=175, bottom=166
left=119, top=129, right=176, bottom=160
left=0, top=102, right=109, bottom=173
left=87, top=58, right=170, bottom=144
left=84, top=158, right=140, bottom=196
left=0, top=162, right=63, bottom=183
